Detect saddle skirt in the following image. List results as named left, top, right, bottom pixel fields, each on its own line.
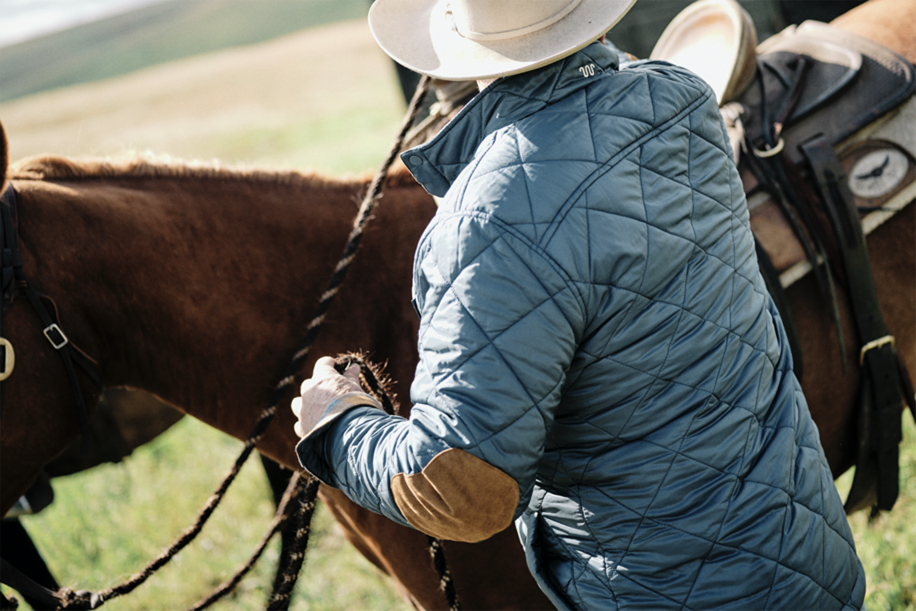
left=730, top=20, right=916, bottom=287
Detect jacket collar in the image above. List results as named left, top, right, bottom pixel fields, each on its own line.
left=401, top=41, right=622, bottom=197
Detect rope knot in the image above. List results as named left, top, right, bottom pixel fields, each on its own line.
left=56, top=589, right=103, bottom=610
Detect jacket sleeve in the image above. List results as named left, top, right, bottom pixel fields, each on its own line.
left=297, top=211, right=584, bottom=542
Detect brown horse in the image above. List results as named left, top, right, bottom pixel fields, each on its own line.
left=0, top=146, right=552, bottom=609
left=1, top=0, right=913, bottom=608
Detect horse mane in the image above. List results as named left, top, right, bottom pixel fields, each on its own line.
left=8, top=153, right=420, bottom=190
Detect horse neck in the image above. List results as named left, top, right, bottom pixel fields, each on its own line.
left=15, top=168, right=427, bottom=440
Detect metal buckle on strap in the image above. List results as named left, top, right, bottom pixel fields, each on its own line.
left=43, top=323, right=69, bottom=350
left=860, top=335, right=895, bottom=364
left=0, top=337, right=14, bottom=381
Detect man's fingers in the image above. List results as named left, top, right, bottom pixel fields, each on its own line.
left=312, top=355, right=339, bottom=376
left=299, top=356, right=363, bottom=398
left=343, top=363, right=361, bottom=384
left=299, top=376, right=316, bottom=395
left=291, top=396, right=302, bottom=415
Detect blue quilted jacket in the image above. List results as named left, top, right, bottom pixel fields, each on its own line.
left=298, top=42, right=865, bottom=610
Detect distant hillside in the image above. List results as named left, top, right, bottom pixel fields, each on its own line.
left=0, top=18, right=406, bottom=176
left=0, top=0, right=369, bottom=102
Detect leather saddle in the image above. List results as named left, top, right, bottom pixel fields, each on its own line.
left=735, top=20, right=916, bottom=277
left=652, top=3, right=916, bottom=278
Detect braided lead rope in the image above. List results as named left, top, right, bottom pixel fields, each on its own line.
left=57, top=422, right=276, bottom=609
left=260, top=76, right=435, bottom=609
left=264, top=476, right=321, bottom=609
left=56, top=74, right=432, bottom=610
left=426, top=537, right=460, bottom=611
left=186, top=471, right=308, bottom=611
left=336, top=353, right=462, bottom=611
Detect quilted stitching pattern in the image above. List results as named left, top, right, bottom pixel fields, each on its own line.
left=410, top=45, right=864, bottom=610
left=299, top=42, right=864, bottom=611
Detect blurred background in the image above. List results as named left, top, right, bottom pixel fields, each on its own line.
left=1, top=0, right=912, bottom=609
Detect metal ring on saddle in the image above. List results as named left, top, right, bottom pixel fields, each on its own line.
left=0, top=337, right=13, bottom=381
left=754, top=137, right=785, bottom=158
left=860, top=334, right=895, bottom=364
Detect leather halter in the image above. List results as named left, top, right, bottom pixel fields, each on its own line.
left=1, top=183, right=102, bottom=455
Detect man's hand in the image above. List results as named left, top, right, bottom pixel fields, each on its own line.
left=291, top=356, right=362, bottom=438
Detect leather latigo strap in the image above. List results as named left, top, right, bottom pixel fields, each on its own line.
left=800, top=135, right=915, bottom=513
left=2, top=185, right=18, bottom=388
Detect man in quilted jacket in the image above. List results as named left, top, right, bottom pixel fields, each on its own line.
left=292, top=0, right=866, bottom=608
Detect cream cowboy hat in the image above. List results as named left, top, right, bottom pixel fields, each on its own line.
left=368, top=0, right=639, bottom=81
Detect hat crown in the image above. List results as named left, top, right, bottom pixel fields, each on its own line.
left=449, top=0, right=583, bottom=41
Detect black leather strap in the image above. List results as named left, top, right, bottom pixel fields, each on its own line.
left=800, top=134, right=914, bottom=512
left=754, top=237, right=803, bottom=377
left=1, top=184, right=102, bottom=455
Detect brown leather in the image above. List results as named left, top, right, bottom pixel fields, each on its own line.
left=392, top=448, right=519, bottom=543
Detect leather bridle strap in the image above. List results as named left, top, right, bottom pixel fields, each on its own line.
left=1, top=184, right=102, bottom=455
left=754, top=236, right=804, bottom=378
left=800, top=134, right=916, bottom=513
left=1, top=184, right=17, bottom=397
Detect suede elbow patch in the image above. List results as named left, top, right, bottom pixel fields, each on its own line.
left=391, top=448, right=520, bottom=543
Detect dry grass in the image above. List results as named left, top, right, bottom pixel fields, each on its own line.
left=0, top=18, right=405, bottom=175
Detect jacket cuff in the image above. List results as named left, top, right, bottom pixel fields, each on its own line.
left=295, top=393, right=382, bottom=484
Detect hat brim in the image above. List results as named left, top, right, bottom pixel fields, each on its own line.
left=369, top=0, right=639, bottom=81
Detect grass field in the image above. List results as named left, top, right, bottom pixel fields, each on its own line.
left=2, top=5, right=915, bottom=610
left=16, top=418, right=415, bottom=611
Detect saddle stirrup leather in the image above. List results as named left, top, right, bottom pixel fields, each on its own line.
left=800, top=135, right=916, bottom=513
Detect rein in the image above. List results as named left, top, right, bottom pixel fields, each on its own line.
left=3, top=75, right=454, bottom=610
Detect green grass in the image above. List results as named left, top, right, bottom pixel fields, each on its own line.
left=0, top=17, right=407, bottom=175
left=15, top=418, right=413, bottom=611
left=836, top=415, right=916, bottom=611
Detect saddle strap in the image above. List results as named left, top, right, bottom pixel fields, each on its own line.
left=1, top=185, right=17, bottom=402
left=742, top=72, right=848, bottom=376
left=754, top=237, right=803, bottom=378
left=800, top=134, right=915, bottom=513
